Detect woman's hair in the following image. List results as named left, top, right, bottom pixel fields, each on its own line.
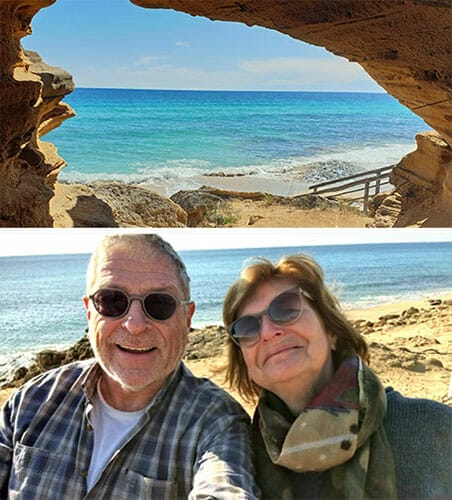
left=222, top=254, right=369, bottom=403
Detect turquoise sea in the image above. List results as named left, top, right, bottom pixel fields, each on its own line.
left=1, top=241, right=451, bottom=379
left=49, top=89, right=431, bottom=194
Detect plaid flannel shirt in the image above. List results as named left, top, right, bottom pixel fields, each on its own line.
left=0, top=360, right=259, bottom=499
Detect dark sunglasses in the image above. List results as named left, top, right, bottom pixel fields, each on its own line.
left=228, top=287, right=312, bottom=347
left=89, top=288, right=189, bottom=321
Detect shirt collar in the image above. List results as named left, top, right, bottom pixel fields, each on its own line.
left=80, top=360, right=185, bottom=411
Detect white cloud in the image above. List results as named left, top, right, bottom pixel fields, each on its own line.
left=238, top=56, right=380, bottom=88
left=175, top=41, right=190, bottom=47
left=135, top=55, right=166, bottom=66
left=75, top=54, right=382, bottom=91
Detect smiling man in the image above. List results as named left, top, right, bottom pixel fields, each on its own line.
left=0, top=234, right=258, bottom=499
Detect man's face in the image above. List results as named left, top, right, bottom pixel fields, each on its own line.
left=83, top=243, right=194, bottom=409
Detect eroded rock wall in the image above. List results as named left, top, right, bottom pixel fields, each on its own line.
left=0, top=0, right=74, bottom=226
left=1, top=0, right=451, bottom=226
left=391, top=131, right=452, bottom=226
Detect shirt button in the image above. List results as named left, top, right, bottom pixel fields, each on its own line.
left=86, top=423, right=93, bottom=431
left=341, top=440, right=352, bottom=450
left=80, top=470, right=88, bottom=478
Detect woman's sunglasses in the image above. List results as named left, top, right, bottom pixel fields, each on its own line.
left=89, top=288, right=189, bottom=321
left=228, top=287, right=312, bottom=347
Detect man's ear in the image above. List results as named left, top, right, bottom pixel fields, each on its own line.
left=185, top=301, right=195, bottom=329
left=83, top=296, right=91, bottom=320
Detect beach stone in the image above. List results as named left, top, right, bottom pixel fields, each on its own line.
left=87, top=182, right=187, bottom=227
left=370, top=194, right=402, bottom=227
left=248, top=215, right=264, bottom=225
left=379, top=314, right=400, bottom=322
left=51, top=182, right=118, bottom=227
left=283, top=194, right=339, bottom=210
left=63, top=335, right=93, bottom=363
left=36, top=350, right=66, bottom=370
left=12, top=366, right=28, bottom=381
left=186, top=325, right=226, bottom=360
left=403, top=360, right=427, bottom=373
left=402, top=307, right=420, bottom=317
left=170, top=190, right=224, bottom=226
left=426, top=358, right=443, bottom=368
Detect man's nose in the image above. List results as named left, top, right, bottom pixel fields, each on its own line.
left=260, top=314, right=283, bottom=342
left=122, top=298, right=149, bottom=334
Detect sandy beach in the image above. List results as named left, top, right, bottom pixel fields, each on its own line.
left=1, top=294, right=451, bottom=412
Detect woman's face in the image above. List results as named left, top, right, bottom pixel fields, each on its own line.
left=238, top=279, right=336, bottom=399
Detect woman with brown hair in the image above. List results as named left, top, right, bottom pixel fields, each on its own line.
left=222, top=254, right=451, bottom=499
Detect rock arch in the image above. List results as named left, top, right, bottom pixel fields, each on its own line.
left=1, top=0, right=451, bottom=226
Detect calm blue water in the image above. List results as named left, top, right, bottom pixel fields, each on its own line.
left=1, top=242, right=450, bottom=376
left=49, top=89, right=430, bottom=192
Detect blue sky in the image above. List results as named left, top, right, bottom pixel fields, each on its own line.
left=22, top=0, right=383, bottom=92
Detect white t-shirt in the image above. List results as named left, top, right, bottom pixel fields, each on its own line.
left=87, top=382, right=146, bottom=491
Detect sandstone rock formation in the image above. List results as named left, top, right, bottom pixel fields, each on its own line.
left=1, top=0, right=451, bottom=226
left=390, top=131, right=452, bottom=226
left=170, top=189, right=225, bottom=226
left=50, top=181, right=187, bottom=227
left=1, top=0, right=75, bottom=226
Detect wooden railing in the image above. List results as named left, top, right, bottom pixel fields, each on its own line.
left=308, top=164, right=394, bottom=215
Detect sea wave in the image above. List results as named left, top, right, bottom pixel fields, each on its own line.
left=59, top=141, right=414, bottom=196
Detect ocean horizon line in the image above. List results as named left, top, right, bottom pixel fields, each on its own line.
left=72, top=86, right=386, bottom=95
left=2, top=240, right=452, bottom=260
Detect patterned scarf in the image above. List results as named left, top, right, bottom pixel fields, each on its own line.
left=257, top=357, right=397, bottom=499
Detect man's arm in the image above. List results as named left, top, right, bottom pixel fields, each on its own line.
left=0, top=397, right=14, bottom=497
left=190, top=412, right=260, bottom=499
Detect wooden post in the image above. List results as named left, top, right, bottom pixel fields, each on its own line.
left=375, top=176, right=381, bottom=195
left=363, top=182, right=370, bottom=215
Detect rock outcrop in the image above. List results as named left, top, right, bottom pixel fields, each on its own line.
left=1, top=0, right=451, bottom=226
left=391, top=131, right=452, bottom=226
left=1, top=0, right=75, bottom=226
left=170, top=189, right=225, bottom=226
left=50, top=181, right=187, bottom=227
left=370, top=131, right=452, bottom=226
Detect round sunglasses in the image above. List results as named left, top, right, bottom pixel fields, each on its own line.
left=228, top=286, right=312, bottom=347
left=89, top=288, right=189, bottom=321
